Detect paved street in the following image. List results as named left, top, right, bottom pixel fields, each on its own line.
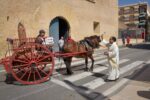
left=0, top=43, right=150, bottom=100
left=110, top=62, right=150, bottom=100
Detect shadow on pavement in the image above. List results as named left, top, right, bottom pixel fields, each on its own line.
left=125, top=63, right=150, bottom=84
left=64, top=80, right=110, bottom=100
left=125, top=63, right=150, bottom=99
left=55, top=64, right=87, bottom=75
left=92, top=73, right=106, bottom=79
left=137, top=90, right=150, bottom=99
left=128, top=43, right=150, bottom=50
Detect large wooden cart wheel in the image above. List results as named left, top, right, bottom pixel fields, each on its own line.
left=10, top=43, right=54, bottom=85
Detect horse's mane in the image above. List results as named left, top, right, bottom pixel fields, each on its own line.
left=83, top=35, right=100, bottom=48
left=85, top=35, right=98, bottom=39
left=64, top=35, right=100, bottom=49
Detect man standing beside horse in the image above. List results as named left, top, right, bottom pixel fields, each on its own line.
left=100, top=34, right=120, bottom=81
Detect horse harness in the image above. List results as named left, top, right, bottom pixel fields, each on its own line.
left=79, top=39, right=93, bottom=52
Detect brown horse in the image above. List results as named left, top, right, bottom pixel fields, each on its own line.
left=63, top=35, right=101, bottom=75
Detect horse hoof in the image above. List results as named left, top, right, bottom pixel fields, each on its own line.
left=89, top=69, right=93, bottom=72
left=84, top=68, right=89, bottom=71
left=67, top=72, right=74, bottom=75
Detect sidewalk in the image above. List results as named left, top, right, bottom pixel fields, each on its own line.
left=117, top=39, right=144, bottom=46
left=110, top=64, right=150, bottom=100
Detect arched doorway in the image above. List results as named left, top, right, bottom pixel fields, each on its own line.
left=49, top=17, right=70, bottom=51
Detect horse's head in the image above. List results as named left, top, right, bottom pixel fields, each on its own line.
left=92, top=35, right=101, bottom=48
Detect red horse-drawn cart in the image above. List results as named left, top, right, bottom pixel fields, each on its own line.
left=0, top=38, right=86, bottom=85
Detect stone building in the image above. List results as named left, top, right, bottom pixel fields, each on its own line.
left=119, top=2, right=150, bottom=29
left=119, top=2, right=150, bottom=41
left=0, top=0, right=118, bottom=54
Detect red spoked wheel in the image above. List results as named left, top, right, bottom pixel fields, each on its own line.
left=10, top=43, right=55, bottom=85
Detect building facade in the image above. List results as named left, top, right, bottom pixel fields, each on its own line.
left=119, top=2, right=150, bottom=40
left=0, top=0, right=118, bottom=54
left=119, top=2, right=150, bottom=29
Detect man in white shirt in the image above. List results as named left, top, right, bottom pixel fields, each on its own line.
left=100, top=35, right=120, bottom=81
left=58, top=36, right=64, bottom=52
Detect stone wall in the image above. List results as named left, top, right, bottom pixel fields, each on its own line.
left=0, top=0, right=118, bottom=57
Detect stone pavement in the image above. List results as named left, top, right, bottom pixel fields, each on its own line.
left=110, top=63, right=150, bottom=100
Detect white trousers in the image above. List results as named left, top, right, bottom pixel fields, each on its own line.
left=107, top=57, right=120, bottom=80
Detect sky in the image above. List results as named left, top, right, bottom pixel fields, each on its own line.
left=119, top=0, right=150, bottom=6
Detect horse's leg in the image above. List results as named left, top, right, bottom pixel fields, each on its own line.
left=89, top=55, right=94, bottom=72
left=68, top=57, right=73, bottom=74
left=67, top=57, right=73, bottom=75
left=85, top=56, right=88, bottom=71
left=63, top=57, right=73, bottom=75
